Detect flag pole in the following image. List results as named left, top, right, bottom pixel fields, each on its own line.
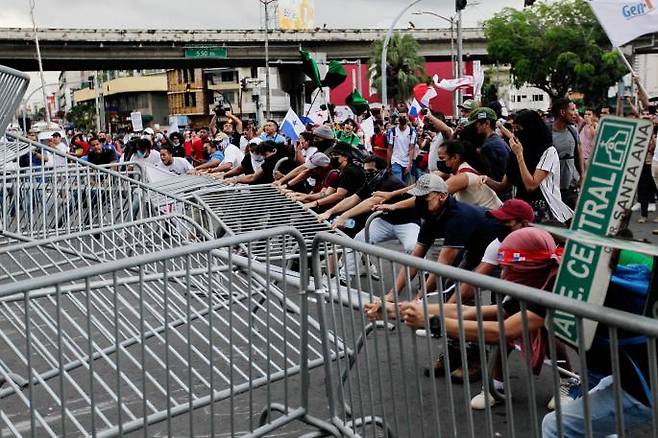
left=615, top=47, right=650, bottom=99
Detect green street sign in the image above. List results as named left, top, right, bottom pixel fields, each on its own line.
left=551, top=116, right=653, bottom=349
left=184, top=47, right=228, bottom=59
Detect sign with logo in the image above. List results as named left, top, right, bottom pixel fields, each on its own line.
left=130, top=111, right=143, bottom=132
left=184, top=47, right=228, bottom=59
left=551, top=116, right=653, bottom=348
left=589, top=0, right=658, bottom=47
left=277, top=0, right=315, bottom=30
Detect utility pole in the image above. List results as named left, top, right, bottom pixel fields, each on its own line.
left=457, top=9, right=464, bottom=106
left=28, top=0, right=50, bottom=125
left=261, top=0, right=276, bottom=120
left=94, top=71, right=101, bottom=132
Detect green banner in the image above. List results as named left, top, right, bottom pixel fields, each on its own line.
left=551, top=116, right=653, bottom=348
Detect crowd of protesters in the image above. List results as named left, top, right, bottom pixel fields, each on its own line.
left=22, top=85, right=658, bottom=436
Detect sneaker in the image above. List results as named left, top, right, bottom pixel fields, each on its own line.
left=471, top=389, right=502, bottom=410
left=547, top=377, right=580, bottom=410
left=653, top=216, right=658, bottom=223
left=368, top=263, right=380, bottom=281
left=638, top=217, right=648, bottom=224
left=653, top=229, right=658, bottom=235
left=415, top=329, right=428, bottom=337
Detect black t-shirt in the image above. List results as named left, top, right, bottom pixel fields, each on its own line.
left=416, top=196, right=503, bottom=257
left=505, top=153, right=547, bottom=204
left=87, top=148, right=116, bottom=166
left=356, top=172, right=420, bottom=225
left=333, top=163, right=366, bottom=196
left=240, top=153, right=255, bottom=175
left=258, top=149, right=290, bottom=184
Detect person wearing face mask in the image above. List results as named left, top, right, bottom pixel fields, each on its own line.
left=296, top=142, right=365, bottom=211
left=273, top=127, right=335, bottom=191
left=130, top=138, right=162, bottom=168
left=438, top=140, right=502, bottom=210
left=364, top=227, right=577, bottom=412
left=226, top=140, right=289, bottom=185
left=387, top=112, right=417, bottom=182
left=220, top=138, right=262, bottom=179
left=373, top=173, right=507, bottom=302
left=484, top=109, right=573, bottom=224
left=314, top=156, right=420, bottom=282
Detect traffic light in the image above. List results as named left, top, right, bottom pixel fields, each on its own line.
left=524, top=0, right=536, bottom=6
left=456, top=0, right=467, bottom=11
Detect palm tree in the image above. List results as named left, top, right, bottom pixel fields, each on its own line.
left=369, top=33, right=427, bottom=105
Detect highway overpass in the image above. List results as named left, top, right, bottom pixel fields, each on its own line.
left=0, top=27, right=488, bottom=71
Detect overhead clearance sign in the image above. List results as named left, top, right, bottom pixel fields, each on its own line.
left=551, top=116, right=653, bottom=348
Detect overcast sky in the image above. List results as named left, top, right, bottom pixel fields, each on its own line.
left=1, top=0, right=530, bottom=103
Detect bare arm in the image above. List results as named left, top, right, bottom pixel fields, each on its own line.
left=443, top=310, right=544, bottom=344
left=510, top=137, right=548, bottom=192
left=425, top=113, right=454, bottom=139
left=484, top=174, right=512, bottom=193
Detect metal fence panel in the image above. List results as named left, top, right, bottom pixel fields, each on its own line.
left=0, top=65, right=29, bottom=137
left=310, top=231, right=658, bottom=438
left=0, top=227, right=338, bottom=437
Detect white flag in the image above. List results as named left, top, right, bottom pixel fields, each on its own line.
left=433, top=74, right=475, bottom=92
left=589, top=0, right=658, bottom=47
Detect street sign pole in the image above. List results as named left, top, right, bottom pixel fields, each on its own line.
left=551, top=116, right=654, bottom=349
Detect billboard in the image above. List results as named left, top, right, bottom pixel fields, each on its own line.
left=277, top=0, right=315, bottom=30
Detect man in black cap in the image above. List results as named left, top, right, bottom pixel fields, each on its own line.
left=274, top=126, right=335, bottom=191
left=298, top=141, right=365, bottom=211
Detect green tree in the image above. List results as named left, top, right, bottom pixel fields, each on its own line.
left=369, top=33, right=427, bottom=104
left=66, top=103, right=96, bottom=131
left=483, top=0, right=625, bottom=106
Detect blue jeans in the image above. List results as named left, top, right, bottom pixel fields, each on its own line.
left=391, top=162, right=406, bottom=182
left=542, top=376, right=653, bottom=437
left=342, top=218, right=419, bottom=278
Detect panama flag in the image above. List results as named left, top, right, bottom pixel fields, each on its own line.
left=408, top=98, right=425, bottom=124
left=280, top=108, right=306, bottom=142
left=589, top=0, right=658, bottom=47
left=413, top=83, right=438, bottom=107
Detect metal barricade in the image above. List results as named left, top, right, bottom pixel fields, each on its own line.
left=0, top=133, right=210, bottom=240
left=0, top=226, right=338, bottom=437
left=196, top=184, right=338, bottom=261
left=310, top=231, right=658, bottom=438
left=0, top=65, right=29, bottom=136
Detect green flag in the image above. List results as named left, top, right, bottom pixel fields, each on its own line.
left=321, top=60, right=348, bottom=89
left=345, top=89, right=369, bottom=116
left=300, top=50, right=322, bottom=89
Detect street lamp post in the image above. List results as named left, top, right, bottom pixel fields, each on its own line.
left=28, top=0, right=50, bottom=125
left=260, top=0, right=277, bottom=120
left=381, top=0, right=422, bottom=113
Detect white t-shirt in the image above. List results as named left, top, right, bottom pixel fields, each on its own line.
left=389, top=126, right=417, bottom=167
left=221, top=144, right=245, bottom=168
left=428, top=133, right=446, bottom=172
left=157, top=157, right=193, bottom=175
left=52, top=142, right=69, bottom=167
left=536, top=146, right=574, bottom=223
left=481, top=238, right=501, bottom=266
left=239, top=136, right=249, bottom=153
left=453, top=162, right=503, bottom=210
left=132, top=151, right=162, bottom=168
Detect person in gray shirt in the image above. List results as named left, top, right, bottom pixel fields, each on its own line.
left=551, top=99, right=584, bottom=209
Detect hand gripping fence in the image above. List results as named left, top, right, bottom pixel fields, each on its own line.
left=0, top=226, right=343, bottom=437
left=310, top=231, right=658, bottom=438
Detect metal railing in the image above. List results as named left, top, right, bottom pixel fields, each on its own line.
left=0, top=65, right=29, bottom=136
left=310, top=231, right=658, bottom=438
left=0, top=133, right=210, bottom=240
left=0, top=226, right=339, bottom=437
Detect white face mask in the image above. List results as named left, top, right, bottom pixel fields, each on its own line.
left=251, top=154, right=264, bottom=163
